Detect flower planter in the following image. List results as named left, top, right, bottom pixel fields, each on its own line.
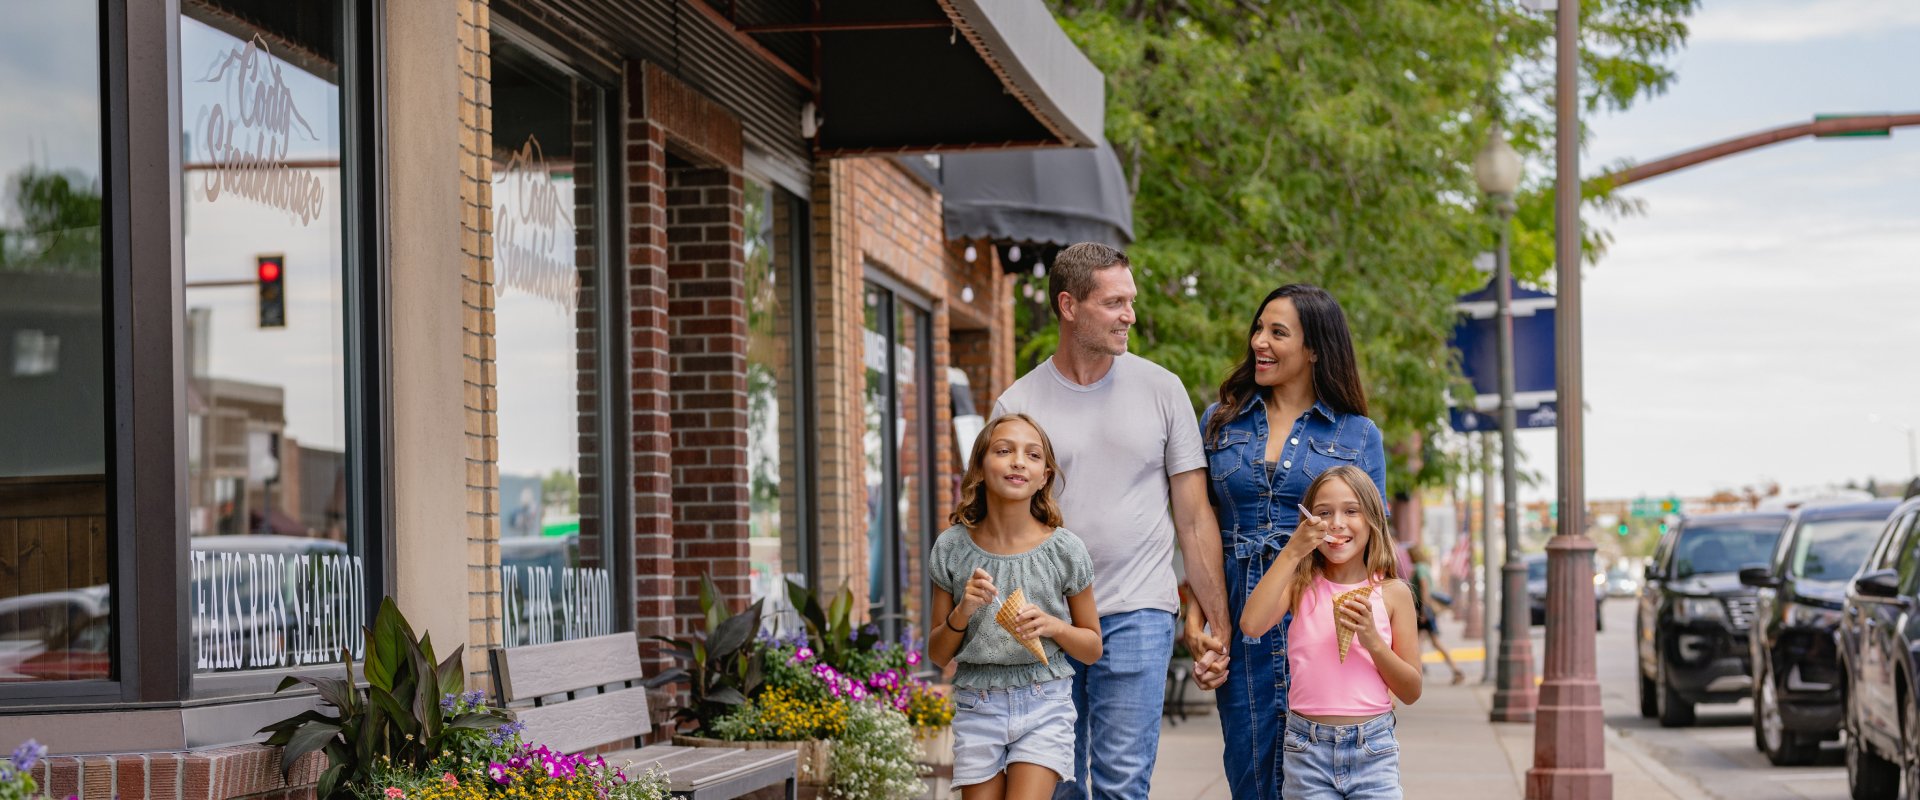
left=914, top=725, right=953, bottom=800
left=674, top=734, right=834, bottom=798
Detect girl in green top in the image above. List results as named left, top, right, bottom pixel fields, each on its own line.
left=929, top=413, right=1102, bottom=799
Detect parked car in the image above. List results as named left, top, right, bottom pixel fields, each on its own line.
left=1524, top=553, right=1605, bottom=631
left=1740, top=499, right=1898, bottom=765
left=1837, top=497, right=1920, bottom=797
left=1637, top=511, right=1792, bottom=727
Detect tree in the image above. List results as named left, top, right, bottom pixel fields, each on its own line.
left=0, top=166, right=103, bottom=273
left=1042, top=0, right=1696, bottom=491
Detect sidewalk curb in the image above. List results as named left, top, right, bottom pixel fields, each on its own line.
left=1602, top=723, right=1714, bottom=799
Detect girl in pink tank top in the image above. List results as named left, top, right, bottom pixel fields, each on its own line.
left=1238, top=465, right=1422, bottom=798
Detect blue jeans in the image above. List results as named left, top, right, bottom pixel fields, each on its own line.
left=1280, top=712, right=1402, bottom=799
left=1215, top=542, right=1290, bottom=799
left=1050, top=609, right=1175, bottom=800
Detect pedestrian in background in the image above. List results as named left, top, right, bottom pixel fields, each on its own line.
left=1200, top=284, right=1387, bottom=798
left=929, top=413, right=1104, bottom=800
left=1241, top=466, right=1422, bottom=799
left=1407, top=545, right=1464, bottom=685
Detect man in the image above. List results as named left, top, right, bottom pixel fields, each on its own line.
left=993, top=242, right=1232, bottom=800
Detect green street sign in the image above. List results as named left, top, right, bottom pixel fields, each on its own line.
left=1815, top=113, right=1892, bottom=138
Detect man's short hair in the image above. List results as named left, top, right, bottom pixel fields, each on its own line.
left=1048, top=242, right=1130, bottom=318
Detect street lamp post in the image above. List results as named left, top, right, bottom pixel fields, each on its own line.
left=1528, top=0, right=1612, bottom=795
left=1474, top=124, right=1535, bottom=722
left=1868, top=414, right=1919, bottom=479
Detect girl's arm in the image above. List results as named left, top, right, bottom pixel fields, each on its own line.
left=1241, top=509, right=1332, bottom=637
left=1010, top=586, right=1103, bottom=665
left=1347, top=580, right=1424, bottom=704
left=929, top=568, right=998, bottom=668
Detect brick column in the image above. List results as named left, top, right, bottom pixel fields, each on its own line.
left=666, top=165, right=750, bottom=631
left=623, top=98, right=675, bottom=673
left=456, top=0, right=500, bottom=686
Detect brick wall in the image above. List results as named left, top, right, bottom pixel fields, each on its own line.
left=28, top=747, right=324, bottom=800
left=666, top=164, right=750, bottom=627
left=457, top=0, right=501, bottom=687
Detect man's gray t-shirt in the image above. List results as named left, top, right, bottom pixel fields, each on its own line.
left=992, top=354, right=1206, bottom=616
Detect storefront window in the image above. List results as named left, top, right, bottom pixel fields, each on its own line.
left=491, top=36, right=614, bottom=647
left=180, top=3, right=363, bottom=672
left=862, top=281, right=934, bottom=636
left=0, top=1, right=111, bottom=684
left=745, top=180, right=813, bottom=625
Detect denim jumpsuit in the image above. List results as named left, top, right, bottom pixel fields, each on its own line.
left=1202, top=396, right=1385, bottom=799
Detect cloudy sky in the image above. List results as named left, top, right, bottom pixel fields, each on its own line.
left=1515, top=0, right=1920, bottom=502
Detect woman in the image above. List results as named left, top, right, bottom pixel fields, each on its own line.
left=1196, top=284, right=1387, bottom=799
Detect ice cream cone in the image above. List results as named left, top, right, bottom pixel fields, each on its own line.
left=994, top=588, right=1050, bottom=665
left=1333, top=586, right=1374, bottom=662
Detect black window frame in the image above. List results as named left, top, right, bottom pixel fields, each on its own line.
left=859, top=270, right=936, bottom=642
left=0, top=0, right=393, bottom=714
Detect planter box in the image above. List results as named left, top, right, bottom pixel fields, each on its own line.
left=915, top=725, right=953, bottom=800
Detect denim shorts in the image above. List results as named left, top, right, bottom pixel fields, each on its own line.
left=951, top=677, right=1077, bottom=788
left=1280, top=711, right=1402, bottom=799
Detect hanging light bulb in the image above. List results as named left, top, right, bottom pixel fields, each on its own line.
left=1008, top=245, right=1022, bottom=263
left=961, top=285, right=975, bottom=303
left=963, top=244, right=977, bottom=263
left=1032, top=262, right=1044, bottom=278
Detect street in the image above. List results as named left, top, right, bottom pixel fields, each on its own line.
left=1581, top=597, right=1847, bottom=799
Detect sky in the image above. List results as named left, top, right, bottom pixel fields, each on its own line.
left=1515, top=0, right=1920, bottom=502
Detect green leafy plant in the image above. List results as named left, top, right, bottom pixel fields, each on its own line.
left=652, top=574, right=766, bottom=733
left=827, top=701, right=925, bottom=800
left=259, top=598, right=510, bottom=799
left=785, top=579, right=896, bottom=675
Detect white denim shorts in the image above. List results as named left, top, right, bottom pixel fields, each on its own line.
left=950, top=677, right=1077, bottom=788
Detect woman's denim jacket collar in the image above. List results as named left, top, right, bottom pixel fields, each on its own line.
left=1202, top=393, right=1387, bottom=563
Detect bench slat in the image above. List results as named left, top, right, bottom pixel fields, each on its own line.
left=513, top=686, right=651, bottom=753
left=609, top=746, right=797, bottom=790
left=492, top=633, right=646, bottom=701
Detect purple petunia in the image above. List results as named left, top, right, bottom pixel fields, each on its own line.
left=10, top=740, right=45, bottom=773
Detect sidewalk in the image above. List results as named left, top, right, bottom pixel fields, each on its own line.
left=1148, top=617, right=1700, bottom=799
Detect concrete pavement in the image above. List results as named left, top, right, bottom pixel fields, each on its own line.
left=1147, top=612, right=1708, bottom=799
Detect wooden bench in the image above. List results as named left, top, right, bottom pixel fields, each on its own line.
left=490, top=633, right=798, bottom=800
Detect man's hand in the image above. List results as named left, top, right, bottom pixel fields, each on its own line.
left=1192, top=647, right=1230, bottom=690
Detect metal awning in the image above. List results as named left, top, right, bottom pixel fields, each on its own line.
left=690, top=0, right=1106, bottom=154
left=939, top=138, right=1134, bottom=253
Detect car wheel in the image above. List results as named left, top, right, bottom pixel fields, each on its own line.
left=1849, top=689, right=1899, bottom=799
left=1905, top=697, right=1920, bottom=800
left=1759, top=667, right=1817, bottom=766
left=1657, top=655, right=1696, bottom=728
left=1596, top=601, right=1605, bottom=632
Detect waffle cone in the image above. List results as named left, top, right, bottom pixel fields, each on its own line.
left=1333, top=586, right=1375, bottom=662
left=993, top=588, right=1050, bottom=665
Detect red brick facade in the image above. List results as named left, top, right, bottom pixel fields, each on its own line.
left=27, top=748, right=324, bottom=800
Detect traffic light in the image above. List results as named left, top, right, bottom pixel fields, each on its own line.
left=1658, top=522, right=1668, bottom=535
left=1617, top=523, right=1630, bottom=537
left=257, top=254, right=285, bottom=328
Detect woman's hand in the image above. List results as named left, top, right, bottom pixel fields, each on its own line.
left=1012, top=604, right=1068, bottom=641
left=1339, top=590, right=1386, bottom=654
left=954, top=568, right=998, bottom=622
left=1280, top=506, right=1331, bottom=563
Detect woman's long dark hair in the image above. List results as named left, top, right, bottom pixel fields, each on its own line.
left=1204, top=284, right=1368, bottom=446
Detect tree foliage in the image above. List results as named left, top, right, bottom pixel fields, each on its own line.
left=1042, top=0, right=1696, bottom=490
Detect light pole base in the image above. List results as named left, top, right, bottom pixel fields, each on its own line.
left=1528, top=536, right=1612, bottom=796
left=1491, top=560, right=1536, bottom=723
left=1525, top=768, right=1613, bottom=800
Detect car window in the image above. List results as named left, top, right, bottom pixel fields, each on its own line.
left=1651, top=530, right=1677, bottom=577
left=1526, top=559, right=1547, bottom=582
left=1770, top=518, right=1801, bottom=575
left=1872, top=512, right=1915, bottom=572
left=1673, top=523, right=1785, bottom=579
left=1896, top=516, right=1920, bottom=591
left=1791, top=517, right=1887, bottom=581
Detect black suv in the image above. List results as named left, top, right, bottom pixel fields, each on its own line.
left=1524, top=553, right=1605, bottom=631
left=1838, top=497, right=1920, bottom=798
left=1740, top=500, right=1898, bottom=765
left=1637, top=511, right=1792, bottom=727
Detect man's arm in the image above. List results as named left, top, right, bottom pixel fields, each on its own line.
left=1170, top=468, right=1231, bottom=685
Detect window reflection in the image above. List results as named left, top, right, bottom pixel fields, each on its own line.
left=861, top=283, right=932, bottom=636
left=491, top=37, right=613, bottom=647
left=180, top=4, right=364, bottom=672
left=0, top=1, right=111, bottom=683
left=745, top=181, right=812, bottom=628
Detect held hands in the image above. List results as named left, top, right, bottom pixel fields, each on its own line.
left=954, top=568, right=999, bottom=621
left=1185, top=611, right=1231, bottom=690
left=1339, top=592, right=1386, bottom=654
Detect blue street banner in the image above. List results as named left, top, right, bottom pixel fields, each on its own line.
left=1448, top=277, right=1557, bottom=432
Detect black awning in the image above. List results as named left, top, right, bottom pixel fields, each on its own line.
left=940, top=139, right=1134, bottom=253
left=811, top=0, right=1104, bottom=154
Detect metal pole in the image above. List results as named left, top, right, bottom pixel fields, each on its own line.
left=1528, top=0, right=1612, bottom=793
left=1481, top=431, right=1498, bottom=680
left=1908, top=427, right=1917, bottom=478
left=1489, top=198, right=1535, bottom=723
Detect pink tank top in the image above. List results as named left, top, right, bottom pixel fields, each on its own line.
left=1286, top=575, right=1395, bottom=716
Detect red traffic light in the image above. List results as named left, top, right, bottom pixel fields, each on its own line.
left=257, top=259, right=281, bottom=283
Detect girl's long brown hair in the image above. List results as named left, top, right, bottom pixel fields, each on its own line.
left=1284, top=465, right=1397, bottom=614
left=1205, top=284, right=1369, bottom=446
left=948, top=413, right=1066, bottom=530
